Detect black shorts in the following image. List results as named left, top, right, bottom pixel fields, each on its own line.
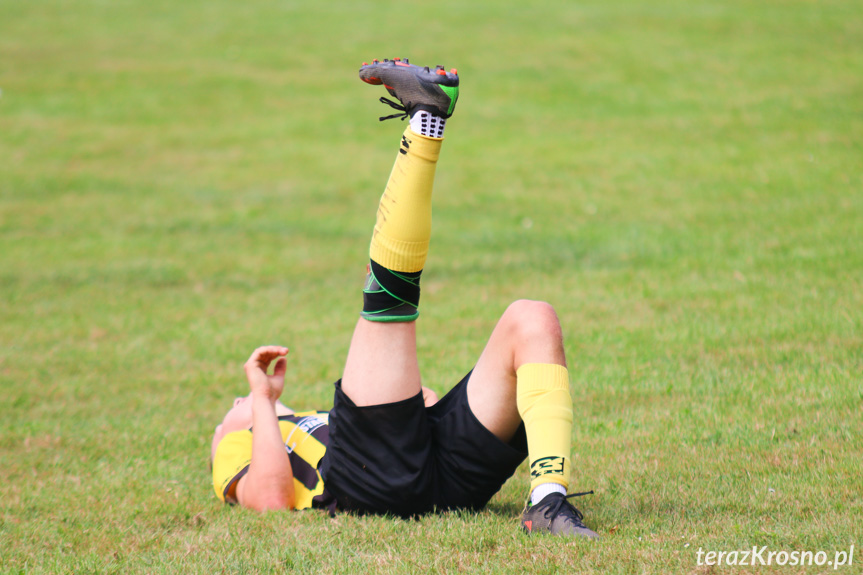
left=319, top=370, right=528, bottom=517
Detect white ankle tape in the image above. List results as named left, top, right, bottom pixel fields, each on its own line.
left=410, top=110, right=446, bottom=138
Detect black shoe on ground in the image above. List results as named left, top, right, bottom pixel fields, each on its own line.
left=359, top=58, right=459, bottom=120
left=521, top=492, right=600, bottom=539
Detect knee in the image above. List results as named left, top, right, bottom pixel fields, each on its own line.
left=501, top=300, right=563, bottom=343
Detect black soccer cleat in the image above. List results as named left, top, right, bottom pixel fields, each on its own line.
left=359, top=58, right=459, bottom=121
left=521, top=491, right=600, bottom=539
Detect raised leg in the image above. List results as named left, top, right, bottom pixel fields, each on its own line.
left=340, top=59, right=459, bottom=407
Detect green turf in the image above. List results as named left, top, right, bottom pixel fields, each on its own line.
left=1, top=0, right=861, bottom=572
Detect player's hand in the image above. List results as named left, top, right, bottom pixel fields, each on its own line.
left=243, top=346, right=289, bottom=402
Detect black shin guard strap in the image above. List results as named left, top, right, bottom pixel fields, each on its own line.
left=361, top=260, right=422, bottom=322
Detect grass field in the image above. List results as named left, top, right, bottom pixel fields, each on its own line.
left=1, top=0, right=861, bottom=573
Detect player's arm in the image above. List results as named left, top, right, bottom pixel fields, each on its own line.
left=235, top=346, right=296, bottom=511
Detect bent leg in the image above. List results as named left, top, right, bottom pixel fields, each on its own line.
left=468, top=300, right=573, bottom=493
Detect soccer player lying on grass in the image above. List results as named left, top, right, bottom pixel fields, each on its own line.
left=210, top=58, right=598, bottom=538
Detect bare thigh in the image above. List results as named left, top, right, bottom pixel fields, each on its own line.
left=340, top=318, right=422, bottom=406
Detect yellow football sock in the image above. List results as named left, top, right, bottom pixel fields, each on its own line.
left=516, top=363, right=573, bottom=492
left=369, top=126, right=442, bottom=273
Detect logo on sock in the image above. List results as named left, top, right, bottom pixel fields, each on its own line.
left=530, top=456, right=566, bottom=479
left=399, top=135, right=410, bottom=155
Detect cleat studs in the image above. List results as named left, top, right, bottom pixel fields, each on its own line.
left=394, top=57, right=401, bottom=61
left=436, top=65, right=444, bottom=70
left=404, top=58, right=409, bottom=64
left=436, top=69, right=446, bottom=76
left=450, top=68, right=458, bottom=75
left=373, top=59, right=379, bottom=63
left=423, top=66, right=430, bottom=73
left=363, top=62, right=368, bottom=66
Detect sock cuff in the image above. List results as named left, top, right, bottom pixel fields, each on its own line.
left=369, top=232, right=429, bottom=273
left=404, top=127, right=443, bottom=162
left=516, top=363, right=569, bottom=392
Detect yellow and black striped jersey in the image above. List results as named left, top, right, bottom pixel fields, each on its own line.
left=212, top=411, right=335, bottom=511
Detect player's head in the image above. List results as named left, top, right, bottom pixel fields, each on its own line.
left=211, top=395, right=253, bottom=463
left=210, top=395, right=294, bottom=464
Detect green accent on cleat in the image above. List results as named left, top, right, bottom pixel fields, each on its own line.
left=440, top=85, right=459, bottom=116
